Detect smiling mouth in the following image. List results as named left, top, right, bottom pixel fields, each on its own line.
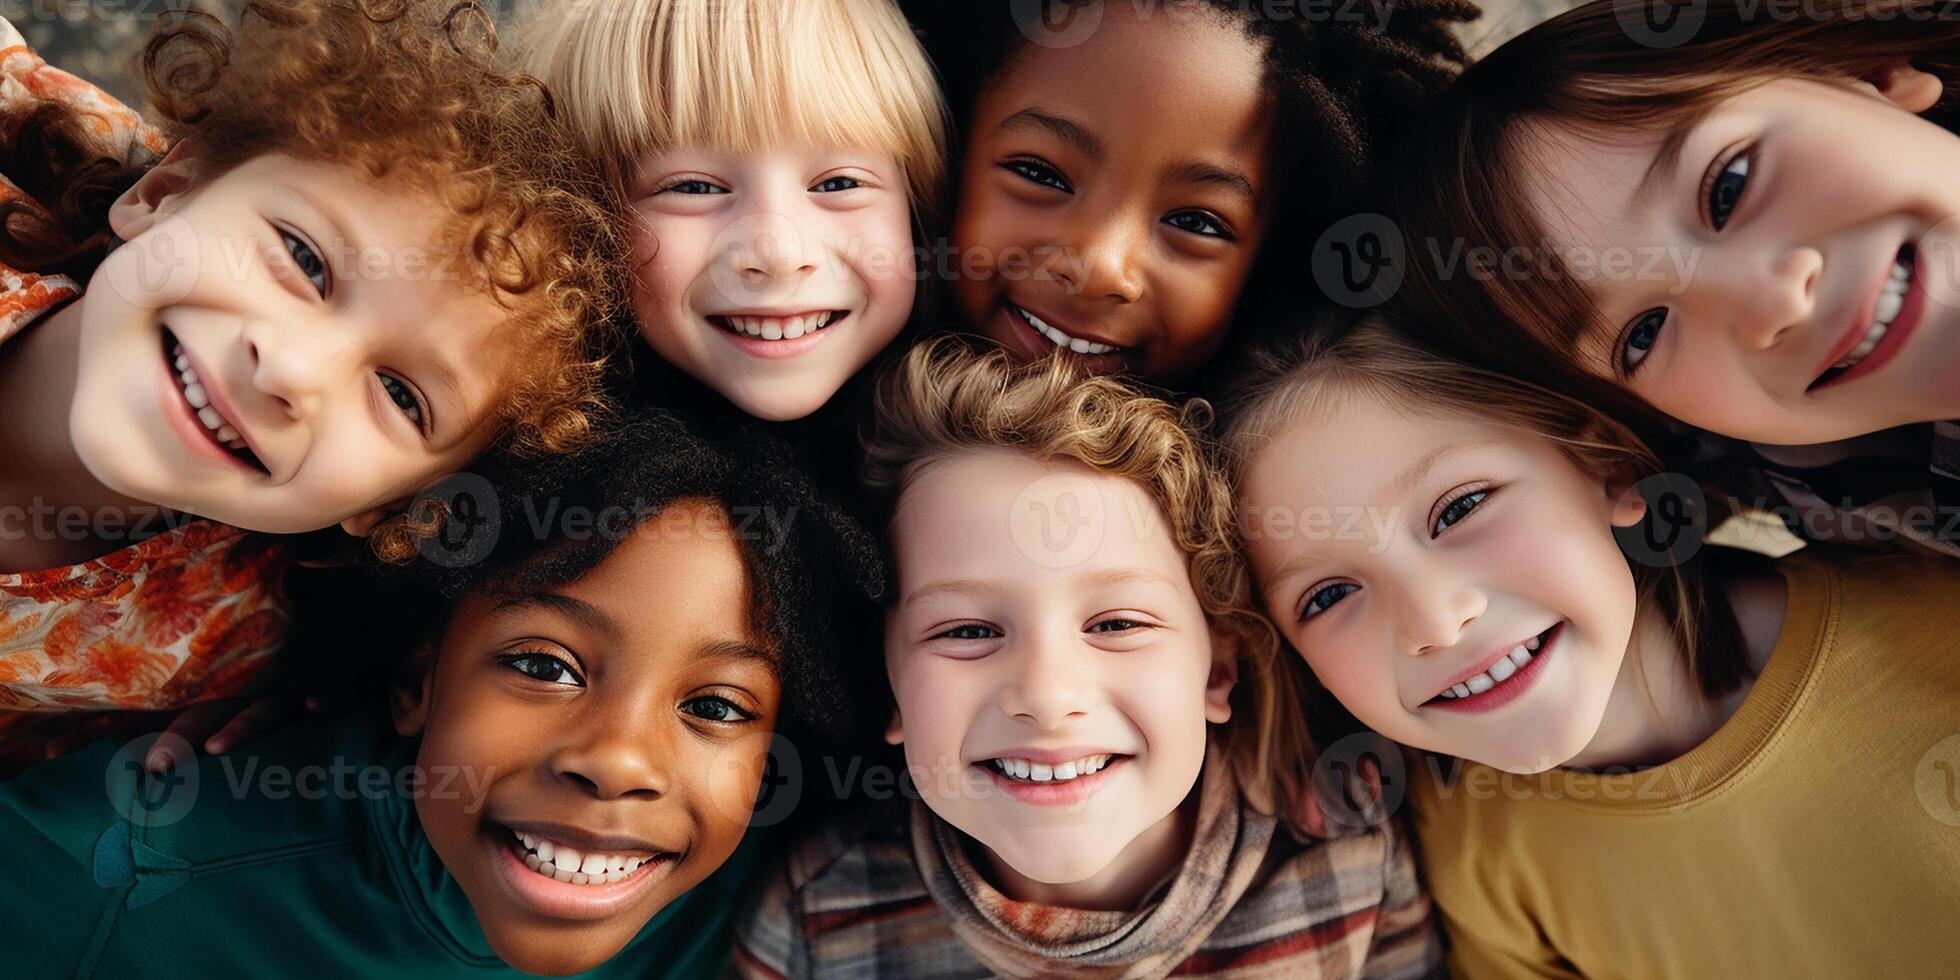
left=1426, top=623, right=1558, bottom=705
left=708, top=310, right=845, bottom=341
left=982, top=752, right=1128, bottom=784
left=504, top=826, right=672, bottom=886
left=1007, top=302, right=1126, bottom=356
left=1811, top=242, right=1915, bottom=390
left=161, top=328, right=266, bottom=473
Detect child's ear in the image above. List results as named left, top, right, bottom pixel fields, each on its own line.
left=1204, top=625, right=1241, bottom=726
left=1605, top=467, right=1649, bottom=529
left=391, top=639, right=436, bottom=737
left=108, top=140, right=202, bottom=239
left=1863, top=59, right=1944, bottom=114
left=883, top=708, right=905, bottom=746
left=340, top=503, right=404, bottom=539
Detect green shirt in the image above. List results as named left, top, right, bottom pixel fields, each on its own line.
left=0, top=715, right=763, bottom=978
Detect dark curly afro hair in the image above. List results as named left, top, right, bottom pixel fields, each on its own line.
left=354, top=411, right=889, bottom=744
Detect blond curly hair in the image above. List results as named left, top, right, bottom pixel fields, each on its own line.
left=861, top=336, right=1312, bottom=819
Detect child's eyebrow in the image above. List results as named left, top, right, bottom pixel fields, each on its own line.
left=1164, top=160, right=1259, bottom=208
left=998, top=107, right=1102, bottom=160
left=493, top=592, right=621, bottom=641
left=697, top=637, right=780, bottom=671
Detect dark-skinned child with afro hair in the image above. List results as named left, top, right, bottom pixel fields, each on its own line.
left=903, top=0, right=1479, bottom=391
left=0, top=411, right=887, bottom=978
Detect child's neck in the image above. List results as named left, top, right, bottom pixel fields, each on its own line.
left=1563, top=567, right=1788, bottom=772
left=976, top=780, right=1199, bottom=912
left=0, top=300, right=163, bottom=572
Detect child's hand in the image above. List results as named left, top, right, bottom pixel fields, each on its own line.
left=141, top=692, right=321, bottom=773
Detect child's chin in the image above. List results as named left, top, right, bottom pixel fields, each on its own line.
left=479, top=922, right=638, bottom=978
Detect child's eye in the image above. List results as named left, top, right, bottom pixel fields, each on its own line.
left=378, top=372, right=428, bottom=431
left=1432, top=487, right=1493, bottom=537
left=810, top=175, right=864, bottom=193
left=933, top=623, right=1001, bottom=641
left=280, top=228, right=330, bottom=298
left=656, top=178, right=729, bottom=196
left=680, top=696, right=753, bottom=724
left=1087, top=617, right=1150, bottom=634
left=496, top=651, right=584, bottom=687
left=1163, top=210, right=1233, bottom=241
left=1705, top=147, right=1752, bottom=231
left=1299, top=582, right=1360, bottom=622
left=1619, top=307, right=1667, bottom=376
left=1002, top=158, right=1072, bottom=193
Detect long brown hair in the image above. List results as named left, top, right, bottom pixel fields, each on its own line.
left=1221, top=317, right=1750, bottom=704
left=1384, top=0, right=1960, bottom=403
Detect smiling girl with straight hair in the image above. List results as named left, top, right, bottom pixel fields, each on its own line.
left=1386, top=0, right=1960, bottom=556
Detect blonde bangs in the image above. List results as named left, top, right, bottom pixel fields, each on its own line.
left=523, top=0, right=947, bottom=207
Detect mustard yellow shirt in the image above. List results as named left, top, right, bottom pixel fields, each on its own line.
left=1408, top=548, right=1960, bottom=979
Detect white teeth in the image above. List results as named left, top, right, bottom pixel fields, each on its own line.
left=988, top=754, right=1113, bottom=783
left=1525, top=635, right=1541, bottom=652
left=718, top=312, right=840, bottom=340
left=1832, top=255, right=1915, bottom=372
left=509, top=829, right=657, bottom=887
left=183, top=383, right=209, bottom=410
left=1509, top=647, right=1531, bottom=667
left=1465, top=674, right=1494, bottom=695
left=197, top=407, right=223, bottom=430
left=1452, top=683, right=1472, bottom=699
left=173, top=354, right=189, bottom=371
left=1488, top=655, right=1518, bottom=683
left=1013, top=305, right=1118, bottom=355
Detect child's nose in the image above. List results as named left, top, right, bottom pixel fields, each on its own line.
left=240, top=318, right=358, bottom=421
left=1396, top=581, right=1487, bottom=657
left=1705, top=244, right=1821, bottom=353
left=548, top=724, right=673, bottom=801
left=723, top=210, right=817, bottom=285
left=1057, top=213, right=1145, bottom=304
left=996, top=632, right=1096, bottom=728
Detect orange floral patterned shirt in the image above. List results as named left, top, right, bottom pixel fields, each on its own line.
left=0, top=18, right=292, bottom=719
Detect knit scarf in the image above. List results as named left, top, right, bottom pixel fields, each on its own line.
left=911, top=745, right=1274, bottom=979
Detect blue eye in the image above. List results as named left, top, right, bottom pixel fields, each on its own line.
left=1708, top=150, right=1750, bottom=231
left=1003, top=159, right=1072, bottom=193
left=280, top=228, right=329, bottom=297
left=497, top=651, right=583, bottom=687
left=811, top=176, right=863, bottom=193
left=935, top=623, right=1001, bottom=641
left=1621, top=307, right=1667, bottom=375
left=659, top=179, right=727, bottom=195
left=1164, top=210, right=1232, bottom=241
left=1300, top=582, right=1359, bottom=622
left=378, top=373, right=427, bottom=430
left=1433, top=489, right=1491, bottom=537
left=681, top=696, right=752, bottom=723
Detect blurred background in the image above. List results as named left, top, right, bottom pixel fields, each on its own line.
left=24, top=0, right=1580, bottom=105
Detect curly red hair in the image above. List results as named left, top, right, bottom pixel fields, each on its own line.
left=1, top=0, right=628, bottom=466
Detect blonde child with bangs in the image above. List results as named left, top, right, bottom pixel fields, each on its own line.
left=521, top=0, right=948, bottom=423
left=733, top=337, right=1440, bottom=979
